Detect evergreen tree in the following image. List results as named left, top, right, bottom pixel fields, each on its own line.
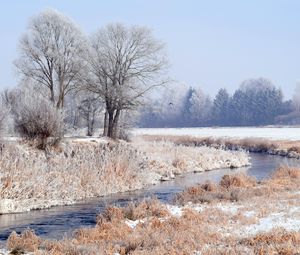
left=212, top=88, right=230, bottom=125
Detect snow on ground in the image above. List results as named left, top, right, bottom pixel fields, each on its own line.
left=133, top=127, right=300, bottom=141
left=127, top=202, right=300, bottom=242
left=244, top=212, right=300, bottom=235
left=166, top=203, right=242, bottom=219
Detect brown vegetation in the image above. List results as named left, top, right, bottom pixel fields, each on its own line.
left=7, top=229, right=41, bottom=254
left=268, top=166, right=300, bottom=188
left=241, top=228, right=300, bottom=255
left=176, top=166, right=300, bottom=205
left=6, top=167, right=300, bottom=254
left=98, top=198, right=169, bottom=223
left=141, top=134, right=300, bottom=158
left=175, top=173, right=258, bottom=205
left=0, top=140, right=153, bottom=213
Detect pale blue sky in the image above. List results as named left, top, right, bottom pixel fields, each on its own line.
left=1, top=0, right=300, bottom=98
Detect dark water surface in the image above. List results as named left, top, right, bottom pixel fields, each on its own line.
left=0, top=153, right=299, bottom=243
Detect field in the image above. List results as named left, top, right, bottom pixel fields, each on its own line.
left=133, top=127, right=300, bottom=141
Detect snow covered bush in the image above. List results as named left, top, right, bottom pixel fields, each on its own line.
left=0, top=99, right=10, bottom=137
left=13, top=88, right=64, bottom=149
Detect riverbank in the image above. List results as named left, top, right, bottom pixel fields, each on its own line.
left=0, top=138, right=249, bottom=214
left=141, top=135, right=300, bottom=159
left=131, top=137, right=249, bottom=181
left=5, top=166, right=300, bottom=254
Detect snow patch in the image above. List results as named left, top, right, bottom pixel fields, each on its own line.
left=243, top=212, right=300, bottom=235
left=125, top=219, right=144, bottom=229
left=167, top=205, right=183, bottom=217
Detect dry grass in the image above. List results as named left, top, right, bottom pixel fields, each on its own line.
left=271, top=166, right=300, bottom=180
left=7, top=229, right=41, bottom=253
left=6, top=168, right=300, bottom=254
left=241, top=228, right=300, bottom=255
left=0, top=136, right=250, bottom=213
left=132, top=137, right=249, bottom=179
left=97, top=198, right=170, bottom=223
left=7, top=206, right=223, bottom=254
left=267, top=166, right=300, bottom=188
left=8, top=207, right=300, bottom=255
left=176, top=166, right=300, bottom=206
left=0, top=140, right=153, bottom=213
left=141, top=134, right=300, bottom=158
left=220, top=173, right=256, bottom=189
left=175, top=173, right=257, bottom=205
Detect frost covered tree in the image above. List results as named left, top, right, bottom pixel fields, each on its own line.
left=78, top=94, right=103, bottom=136
left=181, top=87, right=195, bottom=124
left=212, top=88, right=230, bottom=125
left=139, top=85, right=212, bottom=127
left=139, top=84, right=191, bottom=127
left=292, top=83, right=300, bottom=111
left=229, top=78, right=283, bottom=125
left=86, top=23, right=168, bottom=138
left=15, top=9, right=87, bottom=109
left=182, top=87, right=212, bottom=126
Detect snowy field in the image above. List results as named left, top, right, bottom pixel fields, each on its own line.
left=133, top=127, right=300, bottom=141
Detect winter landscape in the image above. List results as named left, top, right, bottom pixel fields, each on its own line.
left=1, top=1, right=300, bottom=255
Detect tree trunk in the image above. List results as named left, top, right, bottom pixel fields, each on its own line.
left=107, top=110, right=114, bottom=138
left=56, top=93, right=64, bottom=108
left=104, top=108, right=121, bottom=139
left=112, top=109, right=120, bottom=139
left=50, top=89, right=55, bottom=104
left=103, top=110, right=108, bottom=136
left=90, top=113, right=95, bottom=136
left=87, top=110, right=92, bottom=136
left=56, top=74, right=64, bottom=109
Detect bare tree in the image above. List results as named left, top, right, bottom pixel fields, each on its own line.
left=78, top=94, right=103, bottom=136
left=15, top=9, right=87, bottom=108
left=87, top=23, right=168, bottom=138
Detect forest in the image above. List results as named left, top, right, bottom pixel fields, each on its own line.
left=139, top=78, right=300, bottom=128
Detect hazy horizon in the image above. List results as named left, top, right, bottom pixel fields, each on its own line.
left=1, top=0, right=300, bottom=98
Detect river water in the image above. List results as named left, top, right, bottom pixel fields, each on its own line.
left=0, top=153, right=299, bottom=244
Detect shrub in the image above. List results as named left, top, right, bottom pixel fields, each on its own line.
left=220, top=173, right=256, bottom=189
left=272, top=166, right=300, bottom=180
left=0, top=98, right=11, bottom=136
left=13, top=88, right=64, bottom=149
left=7, top=229, right=41, bottom=253
left=175, top=174, right=257, bottom=205
left=122, top=199, right=169, bottom=220
left=269, top=166, right=300, bottom=187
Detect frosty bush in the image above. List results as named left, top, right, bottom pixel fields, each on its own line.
left=0, top=99, right=10, bottom=137
left=13, top=89, right=64, bottom=149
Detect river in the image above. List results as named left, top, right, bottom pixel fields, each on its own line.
left=0, top=153, right=299, bottom=245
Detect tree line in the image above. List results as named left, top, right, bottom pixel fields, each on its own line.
left=139, top=78, right=300, bottom=127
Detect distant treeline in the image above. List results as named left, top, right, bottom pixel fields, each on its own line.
left=138, top=78, right=300, bottom=127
